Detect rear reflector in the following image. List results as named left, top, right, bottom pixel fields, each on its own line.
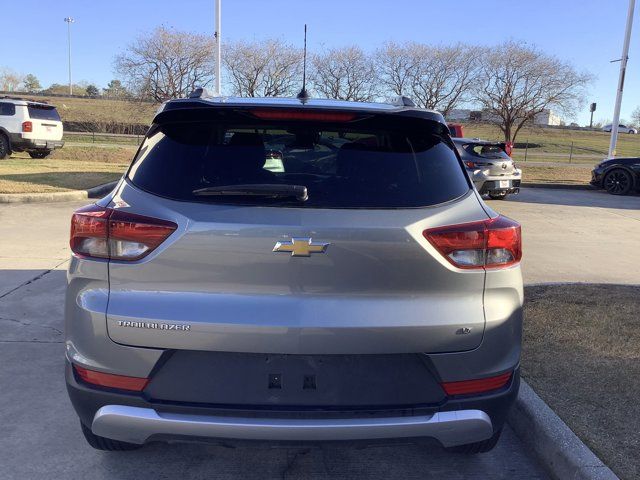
left=251, top=109, right=357, bottom=122
left=441, top=372, right=512, bottom=396
left=74, top=364, right=148, bottom=392
left=423, top=215, right=522, bottom=270
left=70, top=204, right=177, bottom=261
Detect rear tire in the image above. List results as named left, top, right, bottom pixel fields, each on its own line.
left=29, top=150, right=51, bottom=159
left=603, top=168, right=633, bottom=195
left=0, top=134, right=9, bottom=159
left=445, top=429, right=502, bottom=454
left=80, top=422, right=141, bottom=451
left=488, top=191, right=508, bottom=200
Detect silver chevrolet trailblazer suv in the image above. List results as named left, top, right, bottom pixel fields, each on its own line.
left=65, top=94, right=523, bottom=454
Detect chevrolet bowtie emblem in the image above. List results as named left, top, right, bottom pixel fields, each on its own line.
left=273, top=238, right=330, bottom=257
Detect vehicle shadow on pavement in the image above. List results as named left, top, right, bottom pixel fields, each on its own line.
left=96, top=435, right=542, bottom=480
left=502, top=188, right=640, bottom=210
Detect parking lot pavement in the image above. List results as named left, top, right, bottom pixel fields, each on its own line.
left=489, top=188, right=640, bottom=285
left=0, top=199, right=550, bottom=479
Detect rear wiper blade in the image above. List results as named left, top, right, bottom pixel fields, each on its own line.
left=192, top=184, right=308, bottom=202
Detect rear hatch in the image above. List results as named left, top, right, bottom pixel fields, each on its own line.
left=25, top=103, right=63, bottom=141
left=104, top=106, right=490, bottom=355
left=462, top=141, right=516, bottom=176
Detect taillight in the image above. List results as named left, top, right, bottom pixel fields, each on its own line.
left=423, top=215, right=521, bottom=270
left=22, top=121, right=33, bottom=132
left=70, top=205, right=177, bottom=261
left=73, top=364, right=148, bottom=392
left=441, top=371, right=512, bottom=396
left=251, top=109, right=357, bottom=122
left=465, top=161, right=476, bottom=168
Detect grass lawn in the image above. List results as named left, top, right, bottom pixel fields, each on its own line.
left=0, top=149, right=132, bottom=193
left=519, top=164, right=592, bottom=185
left=13, top=94, right=158, bottom=125
left=463, top=123, right=640, bottom=159
left=523, top=284, right=640, bottom=480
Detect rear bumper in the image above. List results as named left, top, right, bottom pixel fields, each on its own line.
left=8, top=133, right=64, bottom=151
left=91, top=405, right=492, bottom=447
left=478, top=179, right=521, bottom=195
left=66, top=359, right=519, bottom=447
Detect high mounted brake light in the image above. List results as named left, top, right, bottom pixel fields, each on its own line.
left=423, top=215, right=522, bottom=270
left=251, top=109, right=357, bottom=122
left=70, top=205, right=177, bottom=261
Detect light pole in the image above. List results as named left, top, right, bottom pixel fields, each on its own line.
left=214, top=0, right=221, bottom=96
left=64, top=17, right=75, bottom=95
left=608, top=0, right=635, bottom=158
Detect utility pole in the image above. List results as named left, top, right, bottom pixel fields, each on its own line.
left=608, top=0, right=635, bottom=158
left=64, top=17, right=75, bottom=95
left=214, top=0, right=222, bottom=96
left=589, top=102, right=596, bottom=128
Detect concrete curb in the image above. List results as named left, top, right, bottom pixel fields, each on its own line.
left=0, top=181, right=118, bottom=204
left=521, top=182, right=593, bottom=190
left=508, top=380, right=619, bottom=480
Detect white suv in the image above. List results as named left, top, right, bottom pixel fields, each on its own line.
left=0, top=97, right=64, bottom=159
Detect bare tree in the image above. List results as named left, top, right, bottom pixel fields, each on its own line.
left=375, top=42, right=480, bottom=115
left=115, top=27, right=215, bottom=101
left=223, top=40, right=303, bottom=97
left=375, top=41, right=418, bottom=97
left=474, top=41, right=592, bottom=143
left=0, top=68, right=24, bottom=92
left=631, top=106, right=640, bottom=128
left=311, top=46, right=378, bottom=102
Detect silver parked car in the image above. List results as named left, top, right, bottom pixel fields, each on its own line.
left=453, top=138, right=521, bottom=200
left=602, top=124, right=638, bottom=134
left=66, top=95, right=523, bottom=454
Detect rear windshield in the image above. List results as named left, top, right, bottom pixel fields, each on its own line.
left=27, top=104, right=61, bottom=121
left=464, top=143, right=510, bottom=160
left=127, top=113, right=470, bottom=208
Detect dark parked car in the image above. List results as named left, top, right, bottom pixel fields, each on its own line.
left=591, top=157, right=640, bottom=195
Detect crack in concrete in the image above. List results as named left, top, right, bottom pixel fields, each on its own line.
left=0, top=316, right=63, bottom=335
left=0, top=259, right=68, bottom=301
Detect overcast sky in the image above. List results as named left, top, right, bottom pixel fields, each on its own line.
left=2, top=0, right=638, bottom=125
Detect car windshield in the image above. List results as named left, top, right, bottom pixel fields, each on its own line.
left=127, top=114, right=470, bottom=208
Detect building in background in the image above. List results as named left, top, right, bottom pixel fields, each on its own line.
left=533, top=109, right=561, bottom=126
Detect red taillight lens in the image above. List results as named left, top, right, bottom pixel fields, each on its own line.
left=441, top=371, right=512, bottom=396
left=70, top=205, right=177, bottom=261
left=70, top=204, right=110, bottom=259
left=74, top=364, right=148, bottom=392
left=251, top=109, right=357, bottom=122
left=465, top=161, right=476, bottom=168
left=22, top=121, right=33, bottom=132
left=423, top=215, right=522, bottom=269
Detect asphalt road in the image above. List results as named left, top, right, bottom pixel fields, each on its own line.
left=4, top=186, right=638, bottom=479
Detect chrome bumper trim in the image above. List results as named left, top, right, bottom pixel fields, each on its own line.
left=92, top=405, right=493, bottom=447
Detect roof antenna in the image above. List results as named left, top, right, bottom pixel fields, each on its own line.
left=296, top=24, right=310, bottom=102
